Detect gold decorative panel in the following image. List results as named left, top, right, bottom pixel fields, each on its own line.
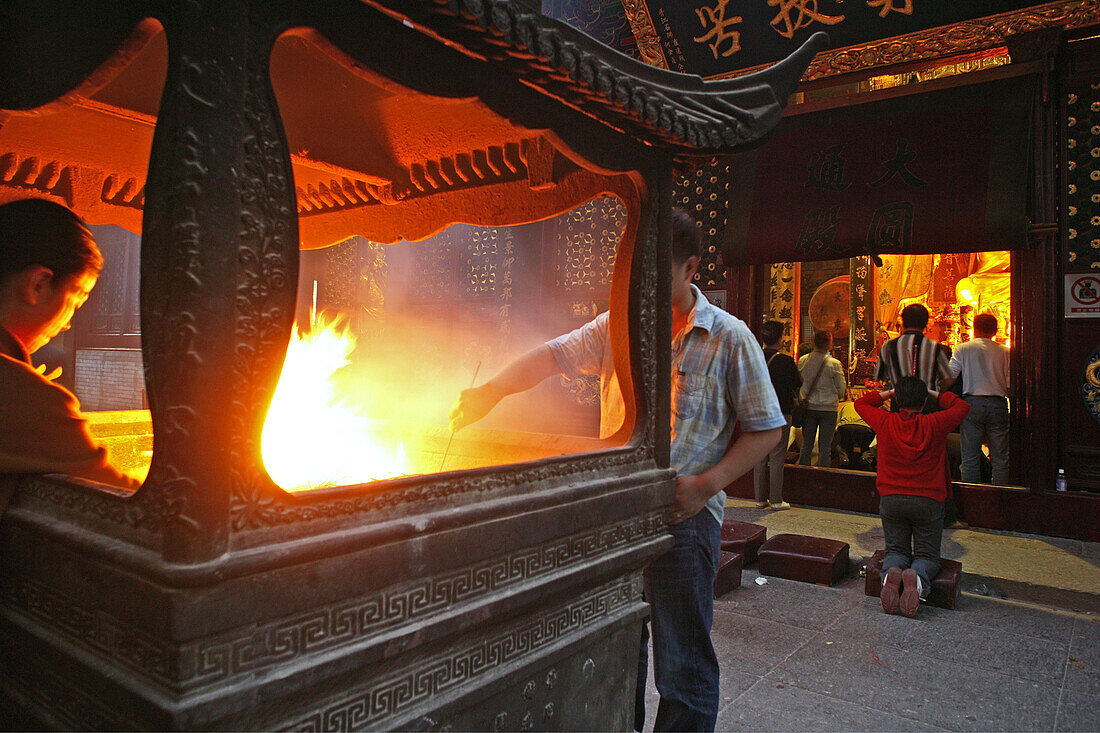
left=677, top=162, right=730, bottom=288
left=1065, top=79, right=1100, bottom=271
left=555, top=196, right=626, bottom=291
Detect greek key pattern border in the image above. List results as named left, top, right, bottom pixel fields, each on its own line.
left=289, top=574, right=641, bottom=731
left=1, top=509, right=664, bottom=691
left=0, top=577, right=174, bottom=684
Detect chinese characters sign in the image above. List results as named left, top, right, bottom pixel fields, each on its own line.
left=633, top=0, right=1043, bottom=76
left=724, top=75, right=1034, bottom=265
left=849, top=256, right=876, bottom=374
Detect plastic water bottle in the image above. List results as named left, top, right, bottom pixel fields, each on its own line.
left=1055, top=468, right=1068, bottom=492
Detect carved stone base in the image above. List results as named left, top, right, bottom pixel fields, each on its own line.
left=0, top=471, right=672, bottom=730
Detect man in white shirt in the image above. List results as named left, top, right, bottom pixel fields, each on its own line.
left=940, top=313, right=1010, bottom=484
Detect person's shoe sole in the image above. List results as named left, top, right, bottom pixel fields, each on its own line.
left=880, top=567, right=902, bottom=614
left=770, top=502, right=791, bottom=511
left=900, top=569, right=920, bottom=617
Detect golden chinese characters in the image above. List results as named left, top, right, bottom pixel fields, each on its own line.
left=767, top=0, right=844, bottom=40
left=694, top=0, right=743, bottom=59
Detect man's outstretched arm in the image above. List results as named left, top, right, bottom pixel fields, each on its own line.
left=448, top=345, right=561, bottom=431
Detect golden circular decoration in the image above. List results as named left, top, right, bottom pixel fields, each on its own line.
left=807, top=275, right=850, bottom=340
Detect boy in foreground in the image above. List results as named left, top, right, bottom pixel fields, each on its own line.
left=854, top=376, right=969, bottom=617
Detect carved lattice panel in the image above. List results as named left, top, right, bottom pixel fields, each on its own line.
left=411, top=233, right=459, bottom=301
left=463, top=227, right=501, bottom=298
left=319, top=236, right=366, bottom=313
left=83, top=225, right=140, bottom=336
left=676, top=162, right=729, bottom=288
left=555, top=196, right=625, bottom=291
left=408, top=224, right=506, bottom=302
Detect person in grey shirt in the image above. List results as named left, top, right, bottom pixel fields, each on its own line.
left=797, top=329, right=847, bottom=467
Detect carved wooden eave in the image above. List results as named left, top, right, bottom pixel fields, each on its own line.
left=272, top=26, right=648, bottom=246
left=771, top=0, right=1100, bottom=83
left=0, top=101, right=150, bottom=233
left=355, top=0, right=828, bottom=156
left=1, top=2, right=825, bottom=249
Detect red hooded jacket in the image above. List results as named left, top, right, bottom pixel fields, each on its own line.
left=854, top=391, right=970, bottom=502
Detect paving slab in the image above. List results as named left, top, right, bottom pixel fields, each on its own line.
left=715, top=571, right=863, bottom=631
left=927, top=594, right=1079, bottom=644
left=889, top=604, right=1069, bottom=684
left=1067, top=616, right=1100, bottom=671
left=635, top=506, right=1099, bottom=732
left=765, top=628, right=1062, bottom=731
left=716, top=677, right=946, bottom=732
left=1056, top=687, right=1100, bottom=733
left=709, top=609, right=819, bottom=678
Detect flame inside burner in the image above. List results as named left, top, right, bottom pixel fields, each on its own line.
left=261, top=318, right=412, bottom=491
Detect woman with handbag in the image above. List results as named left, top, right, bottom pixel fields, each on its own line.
left=797, top=330, right=847, bottom=467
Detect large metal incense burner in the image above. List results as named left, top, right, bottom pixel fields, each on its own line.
left=0, top=1, right=820, bottom=728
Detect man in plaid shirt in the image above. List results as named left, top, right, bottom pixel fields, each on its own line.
left=450, top=210, right=785, bottom=731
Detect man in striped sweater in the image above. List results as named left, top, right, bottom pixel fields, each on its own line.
left=873, top=304, right=951, bottom=413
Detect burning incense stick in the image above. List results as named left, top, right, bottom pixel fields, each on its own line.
left=439, top=361, right=482, bottom=473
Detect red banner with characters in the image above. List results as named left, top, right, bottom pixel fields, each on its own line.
left=724, top=74, right=1036, bottom=265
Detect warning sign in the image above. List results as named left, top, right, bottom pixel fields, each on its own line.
left=1066, top=274, right=1100, bottom=318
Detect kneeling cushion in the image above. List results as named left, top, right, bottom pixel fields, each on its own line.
left=714, top=551, right=744, bottom=599
left=719, top=520, right=767, bottom=565
left=757, top=533, right=850, bottom=586
left=864, top=550, right=962, bottom=610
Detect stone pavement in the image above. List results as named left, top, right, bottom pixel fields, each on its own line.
left=638, top=501, right=1100, bottom=732
left=726, top=499, right=1100, bottom=613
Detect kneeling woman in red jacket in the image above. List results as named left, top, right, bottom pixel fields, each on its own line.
left=855, top=376, right=970, bottom=617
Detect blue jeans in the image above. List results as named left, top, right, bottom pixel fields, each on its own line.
left=879, top=494, right=944, bottom=598
left=960, top=396, right=1009, bottom=485
left=798, top=408, right=837, bottom=468
left=635, top=510, right=720, bottom=732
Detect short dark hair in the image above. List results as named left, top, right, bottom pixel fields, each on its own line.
left=894, top=376, right=928, bottom=410
left=0, top=199, right=102, bottom=285
left=901, top=303, right=929, bottom=331
left=813, top=329, right=832, bottom=350
left=973, top=313, right=998, bottom=336
left=760, top=320, right=784, bottom=346
left=670, top=208, right=701, bottom=264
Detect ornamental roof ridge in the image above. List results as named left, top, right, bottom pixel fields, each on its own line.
left=375, top=0, right=829, bottom=156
